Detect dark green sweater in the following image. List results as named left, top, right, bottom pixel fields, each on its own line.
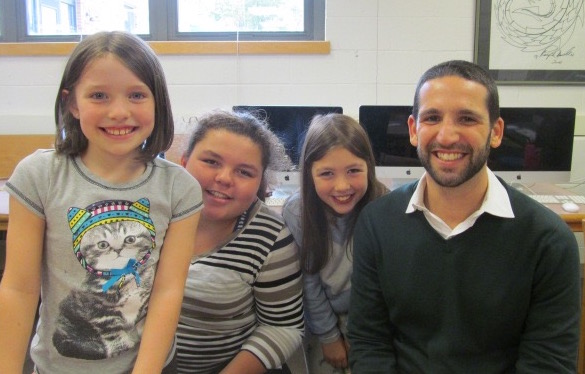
left=348, top=180, right=580, bottom=373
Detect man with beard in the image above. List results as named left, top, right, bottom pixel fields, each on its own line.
left=347, top=60, right=580, bottom=373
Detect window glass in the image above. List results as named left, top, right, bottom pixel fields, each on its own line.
left=2, top=0, right=321, bottom=42
left=26, top=0, right=149, bottom=36
left=177, top=0, right=304, bottom=33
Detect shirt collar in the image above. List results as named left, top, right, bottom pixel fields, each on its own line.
left=406, top=168, right=514, bottom=219
left=483, top=169, right=515, bottom=218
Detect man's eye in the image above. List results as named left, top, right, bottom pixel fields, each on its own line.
left=460, top=116, right=478, bottom=124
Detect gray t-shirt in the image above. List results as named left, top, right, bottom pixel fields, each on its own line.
left=6, top=149, right=202, bottom=374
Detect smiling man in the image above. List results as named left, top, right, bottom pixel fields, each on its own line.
left=347, top=60, right=580, bottom=373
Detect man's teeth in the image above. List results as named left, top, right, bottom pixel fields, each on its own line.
left=437, top=152, right=463, bottom=161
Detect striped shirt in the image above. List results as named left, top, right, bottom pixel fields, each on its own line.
left=176, top=200, right=304, bottom=373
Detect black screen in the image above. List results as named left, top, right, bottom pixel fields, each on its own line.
left=491, top=107, right=575, bottom=172
left=359, top=105, right=419, bottom=167
left=359, top=105, right=575, bottom=173
left=233, top=105, right=343, bottom=167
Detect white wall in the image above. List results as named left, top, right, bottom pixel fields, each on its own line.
left=1, top=0, right=584, bottom=187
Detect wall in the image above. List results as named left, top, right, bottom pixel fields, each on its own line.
left=0, top=0, right=584, bottom=188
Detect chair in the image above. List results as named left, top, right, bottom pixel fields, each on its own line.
left=0, top=134, right=55, bottom=179
left=579, top=219, right=585, bottom=374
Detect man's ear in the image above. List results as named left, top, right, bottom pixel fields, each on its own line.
left=62, top=89, right=79, bottom=119
left=407, top=115, right=418, bottom=147
left=490, top=117, right=504, bottom=148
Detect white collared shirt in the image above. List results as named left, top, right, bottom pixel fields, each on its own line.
left=406, top=169, right=515, bottom=239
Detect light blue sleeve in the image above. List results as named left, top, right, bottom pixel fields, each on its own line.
left=303, top=272, right=341, bottom=343
left=282, top=193, right=341, bottom=343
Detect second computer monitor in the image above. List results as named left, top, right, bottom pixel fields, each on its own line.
left=233, top=105, right=344, bottom=168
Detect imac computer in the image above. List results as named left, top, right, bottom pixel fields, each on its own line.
left=359, top=105, right=576, bottom=187
left=359, top=105, right=423, bottom=188
left=233, top=105, right=344, bottom=195
left=492, top=107, right=576, bottom=184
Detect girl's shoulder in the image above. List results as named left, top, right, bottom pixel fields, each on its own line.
left=11, top=149, right=65, bottom=180
left=152, top=157, right=199, bottom=184
left=281, top=191, right=301, bottom=216
left=18, top=147, right=61, bottom=164
left=279, top=192, right=303, bottom=241
left=150, top=157, right=202, bottom=212
left=281, top=192, right=302, bottom=228
left=257, top=201, right=284, bottom=223
left=237, top=201, right=289, bottom=242
left=152, top=156, right=184, bottom=172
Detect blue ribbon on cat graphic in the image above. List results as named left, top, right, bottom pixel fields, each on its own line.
left=102, top=258, right=142, bottom=293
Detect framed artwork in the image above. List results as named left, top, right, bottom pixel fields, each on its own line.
left=474, top=0, right=585, bottom=85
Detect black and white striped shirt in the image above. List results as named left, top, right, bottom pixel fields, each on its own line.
left=176, top=200, right=304, bottom=373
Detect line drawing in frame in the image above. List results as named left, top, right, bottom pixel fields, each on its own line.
left=475, top=0, right=585, bottom=84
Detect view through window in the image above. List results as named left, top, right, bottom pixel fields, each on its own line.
left=16, top=0, right=309, bottom=40
left=26, top=0, right=149, bottom=36
left=177, top=0, right=304, bottom=33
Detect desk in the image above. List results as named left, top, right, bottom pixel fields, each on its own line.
left=516, top=182, right=585, bottom=232
left=0, top=180, right=584, bottom=232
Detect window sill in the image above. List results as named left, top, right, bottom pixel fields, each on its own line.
left=0, top=40, right=330, bottom=56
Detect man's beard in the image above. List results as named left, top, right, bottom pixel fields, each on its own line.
left=418, top=136, right=491, bottom=188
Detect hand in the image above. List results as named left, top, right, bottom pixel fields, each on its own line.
left=321, top=337, right=348, bottom=369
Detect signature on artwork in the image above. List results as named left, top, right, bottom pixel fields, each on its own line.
left=494, top=0, right=584, bottom=64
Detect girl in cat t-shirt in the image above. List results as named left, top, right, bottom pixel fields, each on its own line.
left=0, top=31, right=202, bottom=374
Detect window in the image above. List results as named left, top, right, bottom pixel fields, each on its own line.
left=0, top=0, right=324, bottom=42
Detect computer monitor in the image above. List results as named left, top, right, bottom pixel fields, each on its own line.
left=233, top=105, right=344, bottom=193
left=492, top=107, right=576, bottom=184
left=358, top=105, right=424, bottom=185
left=358, top=105, right=576, bottom=186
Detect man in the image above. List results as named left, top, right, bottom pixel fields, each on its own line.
left=347, top=60, right=580, bottom=373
